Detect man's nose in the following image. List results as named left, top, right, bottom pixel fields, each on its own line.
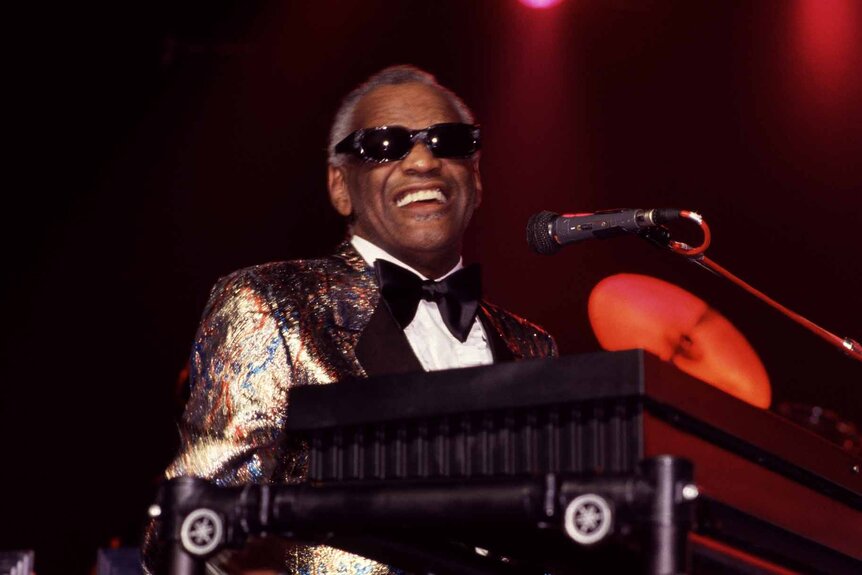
left=400, top=141, right=442, bottom=173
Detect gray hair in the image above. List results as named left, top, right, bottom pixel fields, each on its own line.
left=327, top=65, right=476, bottom=166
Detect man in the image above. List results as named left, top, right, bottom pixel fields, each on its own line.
left=146, top=65, right=556, bottom=573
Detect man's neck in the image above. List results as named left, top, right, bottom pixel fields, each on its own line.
left=350, top=235, right=462, bottom=280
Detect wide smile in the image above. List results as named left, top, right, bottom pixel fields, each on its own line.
left=395, top=188, right=446, bottom=208
left=393, top=186, right=450, bottom=209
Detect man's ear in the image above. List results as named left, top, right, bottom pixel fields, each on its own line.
left=327, top=165, right=352, bottom=216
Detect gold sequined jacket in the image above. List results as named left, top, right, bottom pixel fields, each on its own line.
left=145, top=241, right=557, bottom=574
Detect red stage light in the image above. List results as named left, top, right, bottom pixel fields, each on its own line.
left=519, top=0, right=564, bottom=9
left=794, top=0, right=858, bottom=99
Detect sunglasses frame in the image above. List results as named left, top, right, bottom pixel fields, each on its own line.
left=335, top=122, right=481, bottom=163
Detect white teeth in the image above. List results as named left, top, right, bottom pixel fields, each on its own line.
left=396, top=189, right=446, bottom=207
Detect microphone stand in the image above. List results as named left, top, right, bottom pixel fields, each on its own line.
left=638, top=214, right=862, bottom=364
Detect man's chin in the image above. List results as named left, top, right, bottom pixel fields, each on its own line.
left=383, top=233, right=460, bottom=265
left=401, top=230, right=461, bottom=253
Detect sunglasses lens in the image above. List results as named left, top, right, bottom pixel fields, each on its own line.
left=360, top=128, right=413, bottom=162
left=339, top=123, right=480, bottom=162
left=427, top=124, right=478, bottom=158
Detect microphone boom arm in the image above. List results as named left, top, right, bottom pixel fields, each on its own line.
left=640, top=213, right=862, bottom=363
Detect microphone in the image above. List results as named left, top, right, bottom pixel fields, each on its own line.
left=526, top=208, right=681, bottom=255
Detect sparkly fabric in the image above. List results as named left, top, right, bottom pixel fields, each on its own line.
left=144, top=241, right=557, bottom=573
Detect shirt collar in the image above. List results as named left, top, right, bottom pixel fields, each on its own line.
left=350, top=234, right=463, bottom=281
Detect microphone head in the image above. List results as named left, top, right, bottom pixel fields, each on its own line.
left=526, top=211, right=561, bottom=255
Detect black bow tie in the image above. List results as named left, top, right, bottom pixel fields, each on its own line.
left=374, top=259, right=482, bottom=343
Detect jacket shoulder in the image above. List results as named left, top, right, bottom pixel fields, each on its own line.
left=202, top=249, right=375, bottom=334
left=208, top=252, right=363, bottom=302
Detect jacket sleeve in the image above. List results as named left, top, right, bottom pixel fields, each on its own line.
left=142, top=269, right=296, bottom=573
left=165, top=268, right=296, bottom=484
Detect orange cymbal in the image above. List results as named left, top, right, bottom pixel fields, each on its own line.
left=588, top=273, right=771, bottom=408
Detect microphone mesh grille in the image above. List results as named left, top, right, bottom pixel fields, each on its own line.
left=526, top=211, right=560, bottom=255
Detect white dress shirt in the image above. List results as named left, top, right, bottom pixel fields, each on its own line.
left=351, top=235, right=494, bottom=371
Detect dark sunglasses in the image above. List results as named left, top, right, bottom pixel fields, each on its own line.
left=334, top=122, right=481, bottom=163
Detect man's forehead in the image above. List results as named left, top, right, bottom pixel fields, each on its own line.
left=351, top=82, right=461, bottom=130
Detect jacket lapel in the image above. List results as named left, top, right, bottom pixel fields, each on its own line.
left=332, top=242, right=424, bottom=377
left=355, top=301, right=424, bottom=376
left=479, top=308, right=515, bottom=363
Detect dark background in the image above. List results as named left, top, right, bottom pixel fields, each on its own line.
left=4, top=1, right=861, bottom=573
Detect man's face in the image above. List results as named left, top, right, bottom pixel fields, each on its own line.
left=328, top=82, right=482, bottom=276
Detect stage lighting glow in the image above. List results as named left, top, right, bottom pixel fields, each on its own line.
left=519, top=0, right=564, bottom=9
left=794, top=0, right=858, bottom=102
